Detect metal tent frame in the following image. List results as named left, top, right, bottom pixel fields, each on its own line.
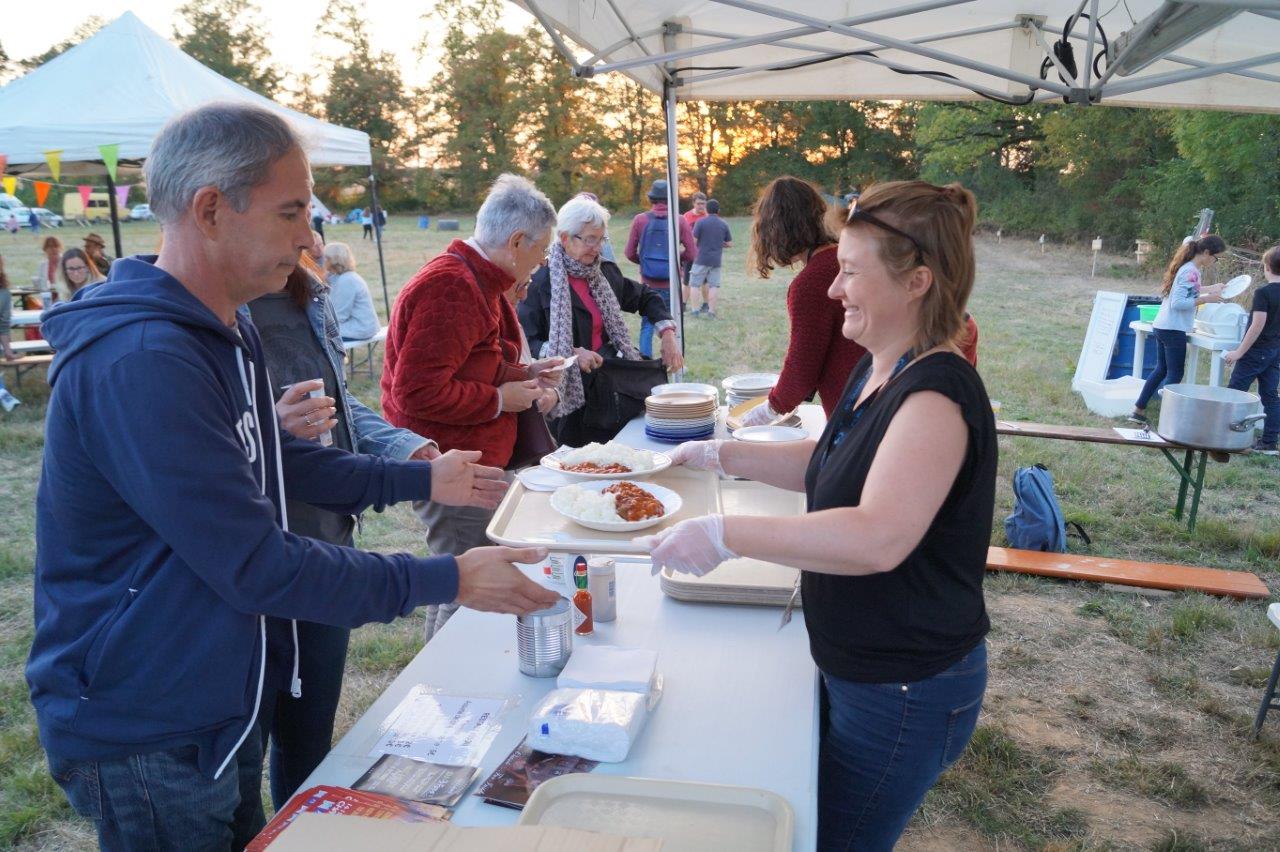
left=519, top=0, right=1280, bottom=345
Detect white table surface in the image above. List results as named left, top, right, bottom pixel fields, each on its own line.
left=304, top=407, right=828, bottom=849
left=11, top=309, right=42, bottom=328
left=1129, top=320, right=1240, bottom=387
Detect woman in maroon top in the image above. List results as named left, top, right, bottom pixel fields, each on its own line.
left=740, top=178, right=866, bottom=427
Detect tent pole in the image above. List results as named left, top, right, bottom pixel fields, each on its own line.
left=368, top=168, right=391, bottom=319
left=103, top=170, right=124, bottom=259
left=662, top=78, right=684, bottom=367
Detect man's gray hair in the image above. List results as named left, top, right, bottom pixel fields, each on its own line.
left=556, top=196, right=609, bottom=238
left=473, top=174, right=556, bottom=250
left=144, top=103, right=304, bottom=224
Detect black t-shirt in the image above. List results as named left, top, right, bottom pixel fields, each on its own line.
left=802, top=351, right=996, bottom=683
left=1250, top=282, right=1280, bottom=348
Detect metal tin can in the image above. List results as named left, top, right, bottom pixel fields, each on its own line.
left=516, top=597, right=573, bottom=677
left=587, top=557, right=616, bottom=623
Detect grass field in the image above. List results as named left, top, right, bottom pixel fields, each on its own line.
left=1, top=216, right=1278, bottom=850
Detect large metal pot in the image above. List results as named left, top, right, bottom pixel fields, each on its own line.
left=1157, top=384, right=1266, bottom=451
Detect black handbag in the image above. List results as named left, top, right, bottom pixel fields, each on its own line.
left=581, top=356, right=669, bottom=436
left=510, top=406, right=558, bottom=469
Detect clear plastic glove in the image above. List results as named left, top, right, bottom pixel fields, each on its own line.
left=740, top=399, right=781, bottom=427
left=634, top=514, right=737, bottom=577
left=669, top=439, right=724, bottom=475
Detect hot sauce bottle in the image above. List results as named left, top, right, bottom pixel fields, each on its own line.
left=572, top=556, right=593, bottom=635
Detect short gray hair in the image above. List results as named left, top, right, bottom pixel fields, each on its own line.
left=556, top=196, right=609, bottom=238
left=145, top=103, right=305, bottom=223
left=473, top=174, right=556, bottom=250
left=323, top=241, right=356, bottom=275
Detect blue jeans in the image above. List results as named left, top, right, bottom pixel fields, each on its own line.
left=638, top=285, right=671, bottom=358
left=1135, top=328, right=1188, bottom=410
left=259, top=621, right=350, bottom=809
left=818, top=642, right=987, bottom=852
left=1228, top=344, right=1280, bottom=444
left=48, top=736, right=265, bottom=851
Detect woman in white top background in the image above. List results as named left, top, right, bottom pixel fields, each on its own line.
left=322, top=241, right=380, bottom=341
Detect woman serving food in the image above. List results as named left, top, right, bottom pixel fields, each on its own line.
left=638, top=180, right=996, bottom=851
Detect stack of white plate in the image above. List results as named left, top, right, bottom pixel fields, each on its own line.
left=722, top=373, right=780, bottom=407
left=644, top=392, right=717, bottom=442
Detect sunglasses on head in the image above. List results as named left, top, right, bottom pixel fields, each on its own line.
left=846, top=201, right=927, bottom=263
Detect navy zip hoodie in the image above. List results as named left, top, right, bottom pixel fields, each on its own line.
left=26, top=257, right=460, bottom=778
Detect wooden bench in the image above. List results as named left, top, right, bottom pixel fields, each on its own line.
left=987, top=546, right=1269, bottom=600
left=997, top=419, right=1246, bottom=533
left=1, top=353, right=54, bottom=388
left=342, top=327, right=388, bottom=379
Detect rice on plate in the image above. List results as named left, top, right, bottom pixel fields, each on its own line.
left=556, top=442, right=656, bottom=472
left=552, top=485, right=624, bottom=523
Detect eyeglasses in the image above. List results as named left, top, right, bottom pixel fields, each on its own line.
left=846, top=201, right=926, bottom=263
left=65, top=264, right=89, bottom=274
left=571, top=233, right=609, bottom=248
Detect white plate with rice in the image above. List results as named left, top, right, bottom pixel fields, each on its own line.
left=542, top=442, right=671, bottom=480
left=550, top=480, right=682, bottom=532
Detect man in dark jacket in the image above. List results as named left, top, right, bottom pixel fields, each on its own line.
left=26, top=103, right=557, bottom=851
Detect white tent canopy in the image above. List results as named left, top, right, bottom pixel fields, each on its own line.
left=517, top=0, right=1280, bottom=354
left=517, top=0, right=1280, bottom=112
left=0, top=11, right=372, bottom=169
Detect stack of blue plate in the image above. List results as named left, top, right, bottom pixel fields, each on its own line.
left=644, top=392, right=717, bottom=443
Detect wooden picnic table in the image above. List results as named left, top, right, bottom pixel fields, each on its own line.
left=996, top=419, right=1246, bottom=533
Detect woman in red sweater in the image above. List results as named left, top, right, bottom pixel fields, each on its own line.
left=741, top=178, right=867, bottom=426
left=382, top=174, right=562, bottom=640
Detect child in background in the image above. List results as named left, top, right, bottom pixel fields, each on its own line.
left=1224, top=245, right=1280, bottom=454
left=689, top=199, right=733, bottom=319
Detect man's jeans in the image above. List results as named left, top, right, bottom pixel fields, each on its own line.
left=818, top=642, right=987, bottom=852
left=1228, top=343, right=1280, bottom=445
left=49, top=736, right=265, bottom=851
left=639, top=285, right=671, bottom=358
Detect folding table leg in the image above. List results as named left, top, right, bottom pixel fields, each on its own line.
left=1173, top=448, right=1194, bottom=520
left=1185, top=450, right=1209, bottom=532
left=1254, top=649, right=1280, bottom=738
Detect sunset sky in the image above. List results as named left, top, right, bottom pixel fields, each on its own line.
left=5, top=0, right=536, bottom=87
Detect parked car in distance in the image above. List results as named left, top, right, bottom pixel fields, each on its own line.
left=32, top=208, right=63, bottom=227
left=130, top=203, right=154, bottom=221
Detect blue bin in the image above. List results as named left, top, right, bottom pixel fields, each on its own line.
left=418, top=215, right=430, bottom=229
left=1107, top=295, right=1162, bottom=380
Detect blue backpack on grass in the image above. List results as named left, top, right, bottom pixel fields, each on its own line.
left=1005, top=464, right=1090, bottom=552
left=638, top=213, right=670, bottom=280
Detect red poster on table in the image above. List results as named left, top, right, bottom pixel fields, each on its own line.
left=245, top=785, right=449, bottom=851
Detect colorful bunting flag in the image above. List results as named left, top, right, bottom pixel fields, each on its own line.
left=44, top=150, right=63, bottom=182
left=1, top=176, right=14, bottom=197
left=78, top=185, right=93, bottom=209
left=99, top=144, right=120, bottom=183
left=115, top=185, right=131, bottom=208
left=34, top=181, right=51, bottom=208
left=0, top=154, right=8, bottom=174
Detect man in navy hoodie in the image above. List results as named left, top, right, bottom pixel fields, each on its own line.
left=26, top=103, right=559, bottom=850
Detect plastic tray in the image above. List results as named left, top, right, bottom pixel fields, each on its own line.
left=517, top=774, right=795, bottom=852
left=660, top=481, right=804, bottom=607
left=487, top=467, right=721, bottom=553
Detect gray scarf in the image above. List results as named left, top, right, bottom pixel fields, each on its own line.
left=547, top=241, right=639, bottom=418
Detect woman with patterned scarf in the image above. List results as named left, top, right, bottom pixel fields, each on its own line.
left=521, top=196, right=684, bottom=447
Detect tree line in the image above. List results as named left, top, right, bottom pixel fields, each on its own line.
left=5, top=0, right=1278, bottom=252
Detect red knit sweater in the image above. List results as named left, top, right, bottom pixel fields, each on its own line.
left=768, top=246, right=867, bottom=417
left=381, top=240, right=526, bottom=467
